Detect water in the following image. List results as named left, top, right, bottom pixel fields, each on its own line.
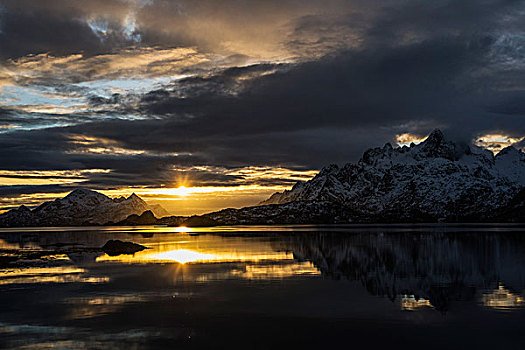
left=0, top=225, right=524, bottom=349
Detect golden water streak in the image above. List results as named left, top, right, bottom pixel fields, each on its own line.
left=97, top=248, right=294, bottom=264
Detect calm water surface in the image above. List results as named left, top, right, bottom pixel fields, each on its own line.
left=0, top=225, right=524, bottom=349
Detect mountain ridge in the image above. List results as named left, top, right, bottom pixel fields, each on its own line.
left=205, top=129, right=525, bottom=224
left=0, top=189, right=170, bottom=227
left=1, top=129, right=524, bottom=227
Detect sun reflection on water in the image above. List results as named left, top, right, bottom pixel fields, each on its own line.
left=96, top=248, right=294, bottom=264
left=146, top=249, right=217, bottom=264
left=232, top=262, right=320, bottom=279
left=0, top=266, right=109, bottom=285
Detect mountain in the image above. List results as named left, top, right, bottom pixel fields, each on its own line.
left=2, top=129, right=524, bottom=227
left=203, top=129, right=525, bottom=224
left=0, top=189, right=169, bottom=227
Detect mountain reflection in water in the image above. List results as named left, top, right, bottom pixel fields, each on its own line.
left=0, top=225, right=524, bottom=349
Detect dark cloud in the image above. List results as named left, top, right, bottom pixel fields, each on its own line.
left=0, top=0, right=524, bottom=203
left=0, top=6, right=131, bottom=59
left=0, top=184, right=77, bottom=197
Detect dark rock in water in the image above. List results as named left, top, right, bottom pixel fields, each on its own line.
left=115, top=210, right=158, bottom=225
left=102, top=240, right=147, bottom=256
left=179, top=215, right=220, bottom=227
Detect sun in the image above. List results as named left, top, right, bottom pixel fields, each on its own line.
left=174, top=226, right=191, bottom=233
left=174, top=185, right=191, bottom=196
left=161, top=185, right=193, bottom=197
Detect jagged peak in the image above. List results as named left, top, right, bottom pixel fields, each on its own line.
left=410, top=129, right=476, bottom=161
left=17, top=205, right=31, bottom=212
left=318, top=164, right=339, bottom=176
left=426, top=129, right=445, bottom=142
left=127, top=193, right=144, bottom=201
left=418, top=129, right=446, bottom=150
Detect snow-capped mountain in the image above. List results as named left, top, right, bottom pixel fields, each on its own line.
left=204, top=129, right=525, bottom=224
left=259, top=129, right=525, bottom=221
left=0, top=189, right=169, bottom=227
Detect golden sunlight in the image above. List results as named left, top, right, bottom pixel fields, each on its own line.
left=0, top=266, right=109, bottom=285
left=97, top=248, right=294, bottom=264
left=148, top=249, right=217, bottom=264
left=395, top=133, right=429, bottom=147
left=162, top=186, right=192, bottom=197
left=140, top=185, right=286, bottom=197
left=475, top=134, right=524, bottom=154
left=95, top=235, right=297, bottom=265
left=100, top=184, right=290, bottom=215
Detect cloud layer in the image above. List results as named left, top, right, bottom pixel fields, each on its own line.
left=0, top=0, right=524, bottom=213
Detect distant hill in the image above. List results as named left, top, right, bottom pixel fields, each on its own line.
left=0, top=189, right=170, bottom=227
left=111, top=210, right=187, bottom=226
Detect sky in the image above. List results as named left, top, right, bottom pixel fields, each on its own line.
left=0, top=0, right=524, bottom=215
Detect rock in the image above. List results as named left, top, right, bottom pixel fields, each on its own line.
left=101, top=240, right=147, bottom=256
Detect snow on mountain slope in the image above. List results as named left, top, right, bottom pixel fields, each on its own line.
left=0, top=189, right=169, bottom=226
left=260, top=129, right=525, bottom=220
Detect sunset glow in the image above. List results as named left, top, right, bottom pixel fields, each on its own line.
left=96, top=235, right=298, bottom=265
left=1, top=1, right=525, bottom=348
left=0, top=0, right=523, bottom=217
left=0, top=168, right=311, bottom=214
left=475, top=134, right=525, bottom=154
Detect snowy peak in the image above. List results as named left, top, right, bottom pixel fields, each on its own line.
left=261, top=129, right=525, bottom=221
left=127, top=193, right=143, bottom=202
left=64, top=188, right=107, bottom=201
left=17, top=205, right=31, bottom=213
left=413, top=129, right=471, bottom=161
left=318, top=164, right=339, bottom=176
left=496, top=145, right=525, bottom=160
left=495, top=145, right=525, bottom=185
left=426, top=128, right=445, bottom=143
left=0, top=189, right=170, bottom=227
